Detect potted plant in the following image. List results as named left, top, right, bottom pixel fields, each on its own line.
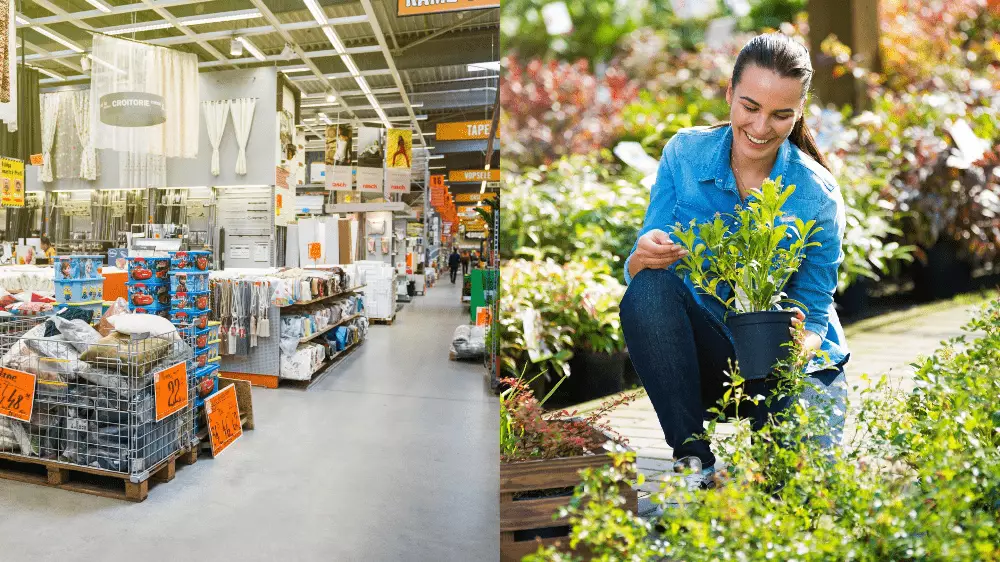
left=499, top=371, right=639, bottom=561
left=672, top=177, right=821, bottom=380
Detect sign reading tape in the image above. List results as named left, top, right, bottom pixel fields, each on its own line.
left=100, top=92, right=167, bottom=127
left=436, top=120, right=500, bottom=141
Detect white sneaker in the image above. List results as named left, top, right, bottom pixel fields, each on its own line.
left=673, top=456, right=717, bottom=490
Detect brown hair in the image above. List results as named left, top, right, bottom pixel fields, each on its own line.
left=723, top=33, right=830, bottom=171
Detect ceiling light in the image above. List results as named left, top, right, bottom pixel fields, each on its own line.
left=429, top=166, right=447, bottom=170
left=281, top=43, right=294, bottom=60
left=34, top=27, right=85, bottom=53
left=417, top=146, right=435, bottom=150
left=184, top=10, right=262, bottom=26
left=427, top=155, right=445, bottom=160
left=36, top=67, right=65, bottom=81
left=80, top=55, right=90, bottom=72
left=302, top=0, right=329, bottom=27
left=84, top=0, right=113, bottom=13
left=422, top=132, right=435, bottom=137
left=230, top=38, right=244, bottom=57
left=326, top=92, right=337, bottom=103
left=281, top=65, right=311, bottom=74
left=341, top=55, right=361, bottom=77
left=104, top=22, right=174, bottom=35
left=467, top=61, right=501, bottom=72
left=236, top=36, right=266, bottom=62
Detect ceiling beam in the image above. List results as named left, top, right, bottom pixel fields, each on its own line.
left=137, top=0, right=236, bottom=70
left=24, top=0, right=206, bottom=26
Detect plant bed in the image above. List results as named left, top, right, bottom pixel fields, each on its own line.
left=500, top=425, right=638, bottom=562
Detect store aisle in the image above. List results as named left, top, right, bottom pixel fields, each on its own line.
left=0, top=281, right=499, bottom=562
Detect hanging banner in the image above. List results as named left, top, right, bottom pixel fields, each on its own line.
left=436, top=120, right=499, bottom=141
left=455, top=192, right=498, bottom=203
left=449, top=169, right=500, bottom=182
left=398, top=0, right=499, bottom=17
left=385, top=128, right=412, bottom=195
left=356, top=126, right=384, bottom=192
left=326, top=123, right=354, bottom=191
left=1, top=158, right=24, bottom=208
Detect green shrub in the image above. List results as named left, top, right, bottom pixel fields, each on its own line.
left=527, top=298, right=1000, bottom=561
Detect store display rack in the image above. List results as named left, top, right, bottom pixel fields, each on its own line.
left=284, top=337, right=365, bottom=390
left=299, top=313, right=362, bottom=344
left=279, top=285, right=367, bottom=308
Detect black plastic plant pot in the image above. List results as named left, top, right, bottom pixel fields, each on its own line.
left=725, top=310, right=796, bottom=381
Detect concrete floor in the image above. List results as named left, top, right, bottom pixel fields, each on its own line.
left=0, top=280, right=499, bottom=561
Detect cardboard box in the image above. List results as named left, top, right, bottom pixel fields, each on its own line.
left=339, top=219, right=353, bottom=265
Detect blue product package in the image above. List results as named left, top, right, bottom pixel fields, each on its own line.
left=169, top=271, right=210, bottom=294
left=127, top=256, right=171, bottom=283
left=169, top=251, right=212, bottom=272
left=55, top=278, right=104, bottom=303
left=126, top=281, right=171, bottom=308
left=334, top=326, right=349, bottom=351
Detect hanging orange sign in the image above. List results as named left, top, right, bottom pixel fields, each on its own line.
left=154, top=362, right=188, bottom=422
left=435, top=120, right=499, bottom=141
left=205, top=384, right=242, bottom=457
left=449, top=169, right=500, bottom=182
left=398, top=0, right=498, bottom=17
left=0, top=367, right=35, bottom=422
left=308, top=242, right=322, bottom=260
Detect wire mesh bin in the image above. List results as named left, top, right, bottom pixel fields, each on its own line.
left=0, top=316, right=197, bottom=486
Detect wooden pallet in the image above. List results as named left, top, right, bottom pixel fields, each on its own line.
left=371, top=315, right=396, bottom=325
left=499, top=429, right=637, bottom=561
left=0, top=447, right=198, bottom=502
left=220, top=371, right=280, bottom=389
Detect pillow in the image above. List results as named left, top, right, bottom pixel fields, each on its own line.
left=107, top=313, right=178, bottom=339
left=79, top=332, right=173, bottom=376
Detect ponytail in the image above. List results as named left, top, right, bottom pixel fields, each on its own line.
left=789, top=114, right=830, bottom=172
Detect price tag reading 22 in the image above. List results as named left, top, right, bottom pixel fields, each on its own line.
left=205, top=384, right=242, bottom=457
left=154, top=362, right=188, bottom=422
left=0, top=367, right=36, bottom=422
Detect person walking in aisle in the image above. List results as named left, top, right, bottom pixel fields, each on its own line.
left=461, top=251, right=470, bottom=276
left=449, top=248, right=461, bottom=284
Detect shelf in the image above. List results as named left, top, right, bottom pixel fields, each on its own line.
left=298, top=313, right=362, bottom=344
left=279, top=285, right=366, bottom=308
left=285, top=337, right=365, bottom=389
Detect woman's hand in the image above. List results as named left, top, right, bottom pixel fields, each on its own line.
left=788, top=307, right=822, bottom=359
left=629, top=229, right=688, bottom=279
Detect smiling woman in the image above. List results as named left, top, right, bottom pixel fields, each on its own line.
left=619, top=32, right=849, bottom=489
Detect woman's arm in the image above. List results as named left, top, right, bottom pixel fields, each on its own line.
left=624, top=139, right=682, bottom=285
left=784, top=188, right=846, bottom=340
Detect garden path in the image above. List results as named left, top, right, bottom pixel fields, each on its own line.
left=577, top=294, right=994, bottom=501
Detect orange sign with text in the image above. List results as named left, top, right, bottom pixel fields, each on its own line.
left=449, top=169, right=500, bottom=183
left=154, top=362, right=188, bottom=422
left=435, top=120, right=499, bottom=141
left=206, top=384, right=242, bottom=456
left=398, top=0, right=498, bottom=17
left=0, top=367, right=35, bottom=422
left=308, top=242, right=322, bottom=260
left=29, top=154, right=43, bottom=166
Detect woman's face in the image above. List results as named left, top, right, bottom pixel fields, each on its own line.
left=726, top=64, right=804, bottom=165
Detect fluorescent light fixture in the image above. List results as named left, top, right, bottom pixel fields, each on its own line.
left=34, top=27, right=85, bottom=53
left=185, top=10, right=262, bottom=26
left=417, top=146, right=436, bottom=150
left=467, top=61, right=501, bottom=72
left=326, top=92, right=337, bottom=103
left=84, top=0, right=113, bottom=13
left=427, top=155, right=445, bottom=160
left=341, top=55, right=361, bottom=77
left=484, top=163, right=491, bottom=170
left=323, top=27, right=347, bottom=54
left=429, top=166, right=447, bottom=170
left=236, top=36, right=266, bottom=62
left=230, top=38, right=244, bottom=57
left=105, top=22, right=174, bottom=35
left=280, top=65, right=311, bottom=74
left=15, top=15, right=29, bottom=26
left=36, top=67, right=65, bottom=81
left=422, top=132, right=436, bottom=137
left=318, top=113, right=333, bottom=125
left=480, top=180, right=487, bottom=193
left=302, top=0, right=329, bottom=27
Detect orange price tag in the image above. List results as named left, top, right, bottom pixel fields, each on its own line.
left=0, top=367, right=36, bottom=422
left=205, top=384, right=242, bottom=457
left=308, top=242, right=322, bottom=260
left=476, top=306, right=493, bottom=327
left=154, top=362, right=188, bottom=422
left=29, top=154, right=43, bottom=166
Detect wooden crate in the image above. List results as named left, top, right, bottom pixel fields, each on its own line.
left=500, top=441, right=637, bottom=561
left=0, top=447, right=197, bottom=502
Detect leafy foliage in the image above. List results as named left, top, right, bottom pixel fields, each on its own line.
left=499, top=259, right=626, bottom=382
left=672, top=177, right=822, bottom=313
left=529, top=297, right=1000, bottom=561
left=500, top=57, right=638, bottom=170
left=500, top=154, right=647, bottom=281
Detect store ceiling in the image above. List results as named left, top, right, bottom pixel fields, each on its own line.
left=16, top=0, right=499, bottom=190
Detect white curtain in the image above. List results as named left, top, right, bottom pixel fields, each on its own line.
left=202, top=100, right=230, bottom=176
left=90, top=34, right=199, bottom=159
left=119, top=152, right=165, bottom=189
left=71, top=90, right=97, bottom=180
left=38, top=93, right=60, bottom=182
left=230, top=97, right=256, bottom=175
left=0, top=0, right=17, bottom=132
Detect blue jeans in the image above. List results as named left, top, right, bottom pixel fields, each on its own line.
left=619, top=268, right=846, bottom=467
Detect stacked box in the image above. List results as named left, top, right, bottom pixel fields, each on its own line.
left=53, top=256, right=105, bottom=318
left=125, top=257, right=171, bottom=319
left=168, top=252, right=217, bottom=421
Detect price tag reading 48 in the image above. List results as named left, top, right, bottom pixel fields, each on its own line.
left=205, top=384, right=242, bottom=457
left=154, top=362, right=188, bottom=422
left=0, top=367, right=36, bottom=422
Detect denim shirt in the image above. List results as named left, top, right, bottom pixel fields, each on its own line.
left=624, top=125, right=850, bottom=373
